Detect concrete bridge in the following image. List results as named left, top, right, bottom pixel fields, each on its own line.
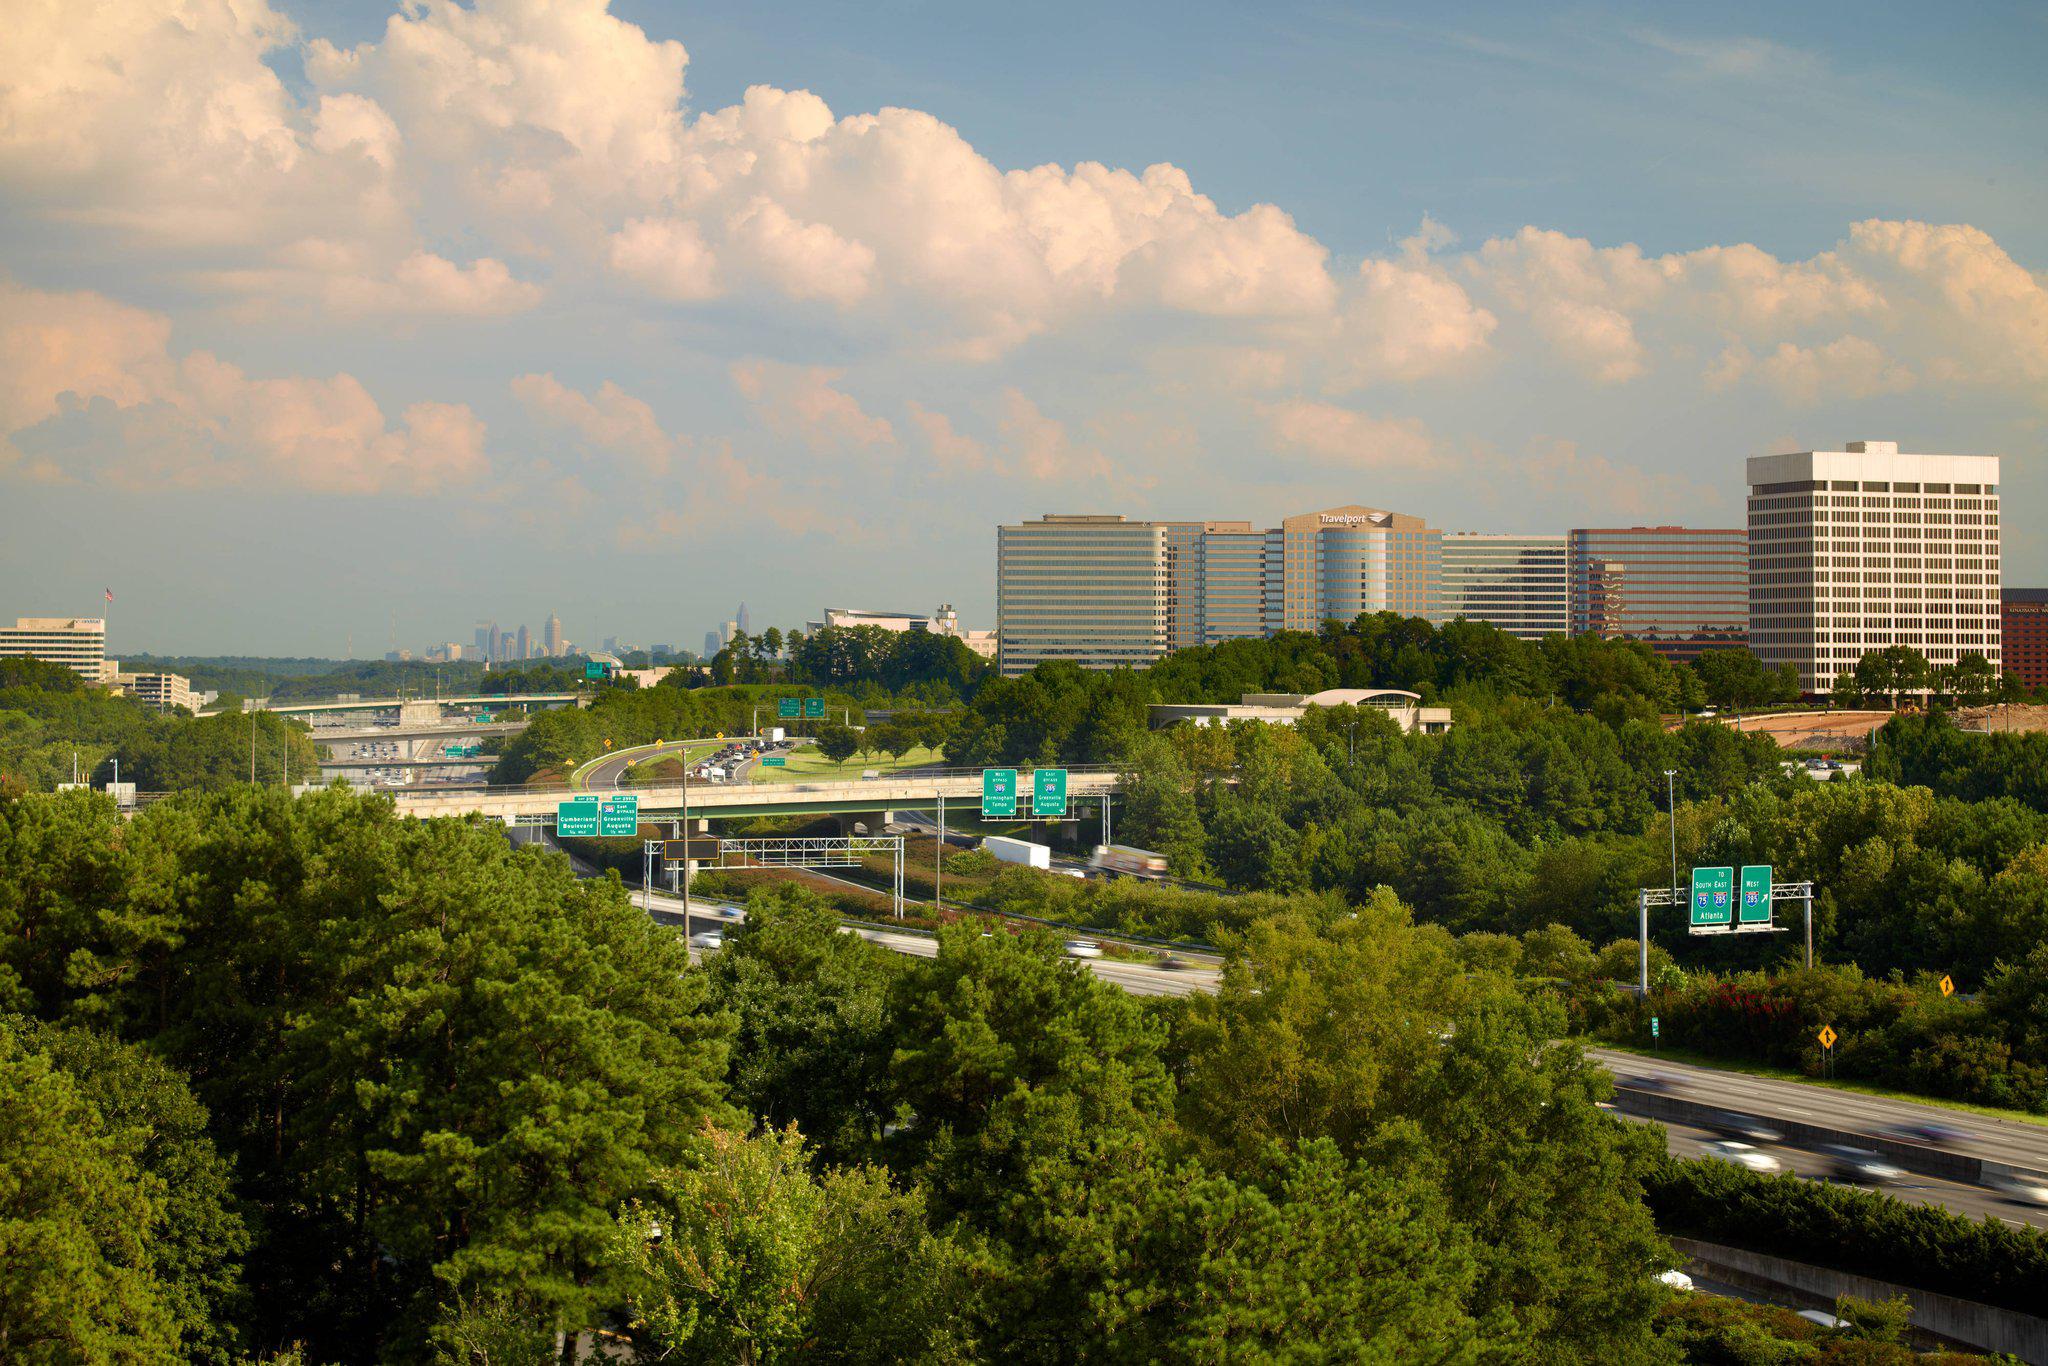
left=390, top=767, right=1124, bottom=823
left=213, top=693, right=584, bottom=719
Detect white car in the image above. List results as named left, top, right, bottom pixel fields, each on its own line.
left=1063, top=939, right=1103, bottom=960
left=1657, top=1269, right=1694, bottom=1293
left=1988, top=1172, right=2048, bottom=1206
left=686, top=929, right=725, bottom=951
left=1702, top=1140, right=1782, bottom=1174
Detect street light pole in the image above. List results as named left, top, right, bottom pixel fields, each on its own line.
left=1664, top=769, right=1679, bottom=897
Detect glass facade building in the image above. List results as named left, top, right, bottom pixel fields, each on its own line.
left=996, top=515, right=1177, bottom=674
left=1566, top=527, right=1748, bottom=662
left=1441, top=534, right=1570, bottom=639
left=997, top=506, right=1440, bottom=675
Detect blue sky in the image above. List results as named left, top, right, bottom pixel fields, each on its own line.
left=2, top=1, right=2043, bottom=654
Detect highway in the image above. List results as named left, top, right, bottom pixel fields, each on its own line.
left=638, top=882, right=2047, bottom=1226
left=1641, top=1115, right=2046, bottom=1230
left=1593, top=1047, right=2048, bottom=1177
left=640, top=887, right=1220, bottom=998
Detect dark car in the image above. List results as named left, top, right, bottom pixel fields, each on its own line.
left=1818, top=1144, right=1906, bottom=1184
left=1707, top=1111, right=1784, bottom=1145
left=1887, top=1121, right=1969, bottom=1147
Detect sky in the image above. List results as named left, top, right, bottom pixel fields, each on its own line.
left=2, top=0, right=2043, bottom=656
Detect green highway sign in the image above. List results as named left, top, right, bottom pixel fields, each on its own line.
left=585, top=662, right=607, bottom=680
left=1031, top=767, right=1069, bottom=817
left=761, top=756, right=786, bottom=766
left=1690, top=866, right=1735, bottom=928
left=1651, top=1016, right=1660, bottom=1040
left=599, top=796, right=640, bottom=837
left=557, top=796, right=599, bottom=837
left=1740, top=865, right=1773, bottom=924
left=476, top=712, right=494, bottom=723
left=803, top=697, right=826, bottom=719
left=981, top=768, right=1018, bottom=818
left=777, top=697, right=800, bottom=719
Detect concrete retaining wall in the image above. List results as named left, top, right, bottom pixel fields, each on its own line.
left=1673, top=1237, right=2048, bottom=1362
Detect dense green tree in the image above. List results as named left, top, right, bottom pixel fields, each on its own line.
left=1177, top=898, right=1672, bottom=1362
left=701, top=888, right=907, bottom=1162
left=612, top=1125, right=972, bottom=1363
left=0, top=1019, right=182, bottom=1363
left=0, top=787, right=734, bottom=1361
left=1691, top=647, right=1799, bottom=711
left=14, top=1021, right=250, bottom=1363
left=812, top=720, right=860, bottom=766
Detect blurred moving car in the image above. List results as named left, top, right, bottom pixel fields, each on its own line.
left=1987, top=1171, right=2048, bottom=1206
left=1701, top=1140, right=1783, bottom=1174
left=1657, top=1269, right=1695, bottom=1292
left=1063, top=939, right=1103, bottom=959
left=1706, top=1111, right=1784, bottom=1144
left=1818, top=1144, right=1906, bottom=1184
left=686, top=929, right=725, bottom=950
left=1887, top=1120, right=1969, bottom=1146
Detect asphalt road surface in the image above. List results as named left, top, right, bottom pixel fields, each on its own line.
left=1639, top=1114, right=2046, bottom=1230
left=1591, top=1047, right=2048, bottom=1176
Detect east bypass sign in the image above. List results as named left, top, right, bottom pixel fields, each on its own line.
left=556, top=794, right=640, bottom=837
left=1690, top=865, right=1772, bottom=929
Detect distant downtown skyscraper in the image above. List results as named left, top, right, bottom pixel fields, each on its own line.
left=544, top=613, right=564, bottom=657
left=1748, top=440, right=2001, bottom=693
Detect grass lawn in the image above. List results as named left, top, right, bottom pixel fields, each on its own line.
left=751, top=742, right=946, bottom=782
left=1592, top=1040, right=2048, bottom=1126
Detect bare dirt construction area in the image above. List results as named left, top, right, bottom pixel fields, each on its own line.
left=1953, top=702, right=2048, bottom=733
left=1674, top=704, right=2048, bottom=749
left=1673, top=710, right=1894, bottom=750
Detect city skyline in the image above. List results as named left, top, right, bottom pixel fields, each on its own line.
left=3, top=1, right=2043, bottom=653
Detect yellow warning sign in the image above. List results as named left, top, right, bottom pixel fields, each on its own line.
left=1817, top=1025, right=1838, bottom=1050
left=1939, top=975, right=1954, bottom=998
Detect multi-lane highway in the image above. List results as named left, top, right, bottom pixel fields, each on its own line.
left=1642, top=1114, right=2045, bottom=1229
left=1594, top=1047, right=2048, bottom=1179
left=592, top=858, right=2048, bottom=1232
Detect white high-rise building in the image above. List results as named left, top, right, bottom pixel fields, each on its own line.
left=0, top=616, right=111, bottom=683
left=1441, top=534, right=1570, bottom=639
left=1747, top=441, right=2000, bottom=693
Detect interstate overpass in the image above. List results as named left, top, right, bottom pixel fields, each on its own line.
left=390, top=766, right=1125, bottom=823
left=211, top=693, right=584, bottom=718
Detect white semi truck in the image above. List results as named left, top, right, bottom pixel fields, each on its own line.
left=982, top=835, right=1051, bottom=870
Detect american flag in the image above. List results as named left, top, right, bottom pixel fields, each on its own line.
left=104, top=588, right=114, bottom=604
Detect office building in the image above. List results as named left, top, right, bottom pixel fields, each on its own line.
left=737, top=602, right=751, bottom=635
left=544, top=614, right=564, bottom=657
left=474, top=620, right=496, bottom=663
left=1441, top=534, right=1571, bottom=639
left=0, top=616, right=111, bottom=683
left=116, top=670, right=196, bottom=712
left=998, top=515, right=1175, bottom=674
left=703, top=630, right=720, bottom=659
left=995, top=505, right=1441, bottom=675
left=1748, top=440, right=2000, bottom=693
left=2004, top=590, right=2048, bottom=689
left=516, top=624, right=530, bottom=660
left=1566, top=527, right=1748, bottom=662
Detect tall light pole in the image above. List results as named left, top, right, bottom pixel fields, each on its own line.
left=1664, top=769, right=1679, bottom=897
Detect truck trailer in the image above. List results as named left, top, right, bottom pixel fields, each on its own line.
left=982, top=835, right=1052, bottom=870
